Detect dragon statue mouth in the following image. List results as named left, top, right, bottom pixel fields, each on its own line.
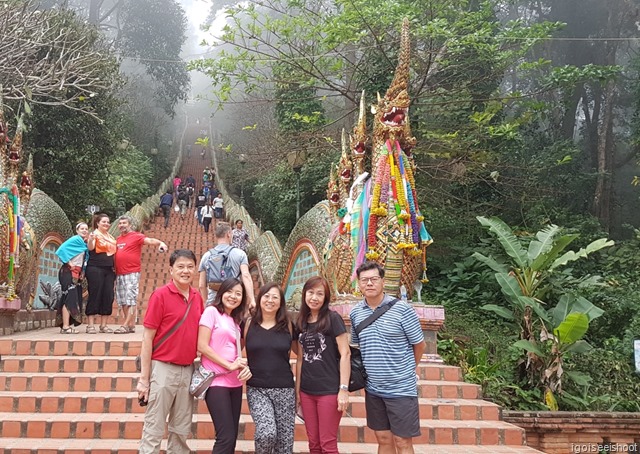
left=380, top=106, right=407, bottom=128
left=352, top=141, right=366, bottom=156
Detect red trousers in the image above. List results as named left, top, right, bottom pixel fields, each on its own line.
left=299, top=391, right=343, bottom=454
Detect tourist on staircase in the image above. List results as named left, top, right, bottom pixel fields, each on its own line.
left=172, top=175, right=182, bottom=202
left=198, top=222, right=255, bottom=308
left=195, top=189, right=207, bottom=225
left=213, top=192, right=224, bottom=226
left=54, top=221, right=89, bottom=334
left=159, top=190, right=173, bottom=229
left=295, top=276, right=351, bottom=454
left=245, top=283, right=298, bottom=454
left=177, top=186, right=189, bottom=221
left=137, top=249, right=204, bottom=454
left=231, top=219, right=251, bottom=252
left=113, top=215, right=168, bottom=335
left=197, top=277, right=252, bottom=454
left=350, top=261, right=426, bottom=454
left=200, top=200, right=214, bottom=233
left=85, top=213, right=117, bottom=334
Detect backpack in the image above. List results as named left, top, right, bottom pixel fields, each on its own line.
left=204, top=245, right=238, bottom=283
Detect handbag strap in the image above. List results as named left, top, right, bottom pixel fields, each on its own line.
left=355, top=298, right=399, bottom=336
left=235, top=325, right=242, bottom=358
left=153, top=295, right=194, bottom=352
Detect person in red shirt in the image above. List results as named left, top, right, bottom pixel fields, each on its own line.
left=114, top=216, right=168, bottom=334
left=137, top=249, right=204, bottom=454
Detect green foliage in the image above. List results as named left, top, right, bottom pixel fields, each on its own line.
left=244, top=149, right=338, bottom=241
left=118, top=0, right=190, bottom=116
left=474, top=216, right=612, bottom=408
left=104, top=146, right=153, bottom=212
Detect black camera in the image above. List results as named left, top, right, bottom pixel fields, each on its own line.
left=138, top=396, right=148, bottom=407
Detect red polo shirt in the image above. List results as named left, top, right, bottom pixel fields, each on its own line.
left=143, top=281, right=204, bottom=365
left=115, top=231, right=146, bottom=275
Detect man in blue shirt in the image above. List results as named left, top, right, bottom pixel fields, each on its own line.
left=350, top=261, right=426, bottom=454
left=159, top=191, right=173, bottom=229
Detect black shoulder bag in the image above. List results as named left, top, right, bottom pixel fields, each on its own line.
left=348, top=299, right=399, bottom=392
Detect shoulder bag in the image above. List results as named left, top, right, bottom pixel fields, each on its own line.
left=190, top=323, right=243, bottom=399
left=135, top=296, right=194, bottom=372
left=349, top=298, right=399, bottom=392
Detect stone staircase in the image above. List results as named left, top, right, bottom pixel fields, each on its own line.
left=0, top=332, right=541, bottom=453
left=0, top=123, right=542, bottom=453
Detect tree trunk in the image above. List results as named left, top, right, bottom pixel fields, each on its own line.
left=593, top=80, right=616, bottom=230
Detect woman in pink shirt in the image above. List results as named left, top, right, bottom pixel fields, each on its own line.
left=197, top=277, right=252, bottom=454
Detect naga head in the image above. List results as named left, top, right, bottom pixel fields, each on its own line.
left=327, top=164, right=340, bottom=208
left=373, top=18, right=411, bottom=137
left=338, top=129, right=353, bottom=184
left=350, top=92, right=369, bottom=160
left=8, top=122, right=23, bottom=165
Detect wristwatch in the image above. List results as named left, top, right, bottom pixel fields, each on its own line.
left=339, top=384, right=349, bottom=391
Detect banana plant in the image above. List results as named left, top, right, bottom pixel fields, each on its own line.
left=473, top=216, right=612, bottom=408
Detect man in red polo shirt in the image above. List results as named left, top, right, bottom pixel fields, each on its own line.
left=136, top=249, right=204, bottom=454
left=114, top=215, right=168, bottom=334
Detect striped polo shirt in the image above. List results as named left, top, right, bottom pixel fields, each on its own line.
left=350, top=294, right=424, bottom=398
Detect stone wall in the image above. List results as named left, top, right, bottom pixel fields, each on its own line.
left=503, top=411, right=640, bottom=454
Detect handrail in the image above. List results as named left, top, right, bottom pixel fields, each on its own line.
left=108, top=113, right=187, bottom=236
left=209, top=119, right=283, bottom=282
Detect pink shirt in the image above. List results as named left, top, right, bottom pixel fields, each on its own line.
left=199, top=306, right=242, bottom=388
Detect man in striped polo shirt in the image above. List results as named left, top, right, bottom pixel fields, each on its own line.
left=350, top=261, right=426, bottom=454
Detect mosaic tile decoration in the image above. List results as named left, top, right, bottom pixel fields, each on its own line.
left=33, top=240, right=62, bottom=309
left=283, top=246, right=320, bottom=308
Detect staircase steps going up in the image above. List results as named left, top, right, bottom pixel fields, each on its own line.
left=0, top=121, right=540, bottom=453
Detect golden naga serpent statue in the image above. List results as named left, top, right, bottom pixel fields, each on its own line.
left=0, top=97, right=36, bottom=304
left=323, top=18, right=433, bottom=299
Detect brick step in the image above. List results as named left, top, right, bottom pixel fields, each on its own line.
left=0, top=438, right=543, bottom=453
left=0, top=372, right=477, bottom=399
left=0, top=391, right=501, bottom=421
left=0, top=412, right=525, bottom=445
left=0, top=356, right=140, bottom=373
left=0, top=353, right=461, bottom=380
left=0, top=339, right=142, bottom=356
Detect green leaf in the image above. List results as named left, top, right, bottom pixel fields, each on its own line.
left=549, top=294, right=572, bottom=328
left=527, top=224, right=560, bottom=262
left=554, top=313, right=589, bottom=345
left=477, top=216, right=528, bottom=268
left=564, top=370, right=592, bottom=386
left=513, top=339, right=544, bottom=356
left=480, top=304, right=515, bottom=321
left=495, top=272, right=524, bottom=305
left=565, top=340, right=593, bottom=354
left=570, top=296, right=604, bottom=322
left=530, top=234, right=579, bottom=271
left=472, top=252, right=508, bottom=273
left=550, top=238, right=615, bottom=271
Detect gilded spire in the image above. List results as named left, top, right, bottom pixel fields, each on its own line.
left=384, top=18, right=410, bottom=102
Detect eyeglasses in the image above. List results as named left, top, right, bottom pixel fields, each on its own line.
left=358, top=277, right=382, bottom=284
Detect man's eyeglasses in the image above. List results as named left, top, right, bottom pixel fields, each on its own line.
left=358, top=277, right=382, bottom=284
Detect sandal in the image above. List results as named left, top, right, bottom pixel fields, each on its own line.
left=86, top=325, right=97, bottom=334
left=60, top=327, right=79, bottom=334
left=99, top=326, right=114, bottom=333
left=128, top=326, right=136, bottom=333
left=114, top=326, right=129, bottom=334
